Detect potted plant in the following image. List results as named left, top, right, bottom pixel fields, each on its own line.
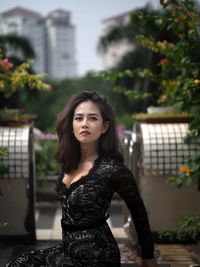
left=0, top=108, right=37, bottom=126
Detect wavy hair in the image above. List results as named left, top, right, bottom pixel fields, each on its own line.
left=55, top=91, right=123, bottom=173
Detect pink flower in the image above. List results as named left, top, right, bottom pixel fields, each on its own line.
left=19, top=108, right=25, bottom=112
left=39, top=132, right=55, bottom=140
left=160, top=58, right=168, bottom=65
left=116, top=124, right=125, bottom=139
left=1, top=58, right=13, bottom=70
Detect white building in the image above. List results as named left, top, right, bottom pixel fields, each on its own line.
left=100, top=12, right=134, bottom=70
left=45, top=10, right=77, bottom=79
left=0, top=7, right=77, bottom=79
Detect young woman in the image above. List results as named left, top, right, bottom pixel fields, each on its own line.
left=6, top=91, right=158, bottom=267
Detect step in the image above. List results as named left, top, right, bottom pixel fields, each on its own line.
left=121, top=264, right=170, bottom=267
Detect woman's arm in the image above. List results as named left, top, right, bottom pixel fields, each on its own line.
left=112, top=161, right=156, bottom=261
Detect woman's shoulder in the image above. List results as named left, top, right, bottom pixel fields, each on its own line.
left=55, top=169, right=65, bottom=189
left=101, top=156, right=134, bottom=189
left=101, top=155, right=128, bottom=173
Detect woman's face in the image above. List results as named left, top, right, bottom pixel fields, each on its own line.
left=72, top=100, right=109, bottom=144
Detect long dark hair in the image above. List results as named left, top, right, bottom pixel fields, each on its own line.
left=55, top=90, right=123, bottom=173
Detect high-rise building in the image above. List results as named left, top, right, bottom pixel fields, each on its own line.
left=100, top=12, right=134, bottom=70
left=0, top=7, right=77, bottom=79
left=45, top=10, right=77, bottom=79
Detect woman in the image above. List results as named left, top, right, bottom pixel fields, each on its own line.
left=6, top=91, right=158, bottom=267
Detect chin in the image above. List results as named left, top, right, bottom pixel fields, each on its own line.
left=79, top=138, right=99, bottom=144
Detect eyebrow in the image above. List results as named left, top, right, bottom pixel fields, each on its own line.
left=74, top=113, right=99, bottom=117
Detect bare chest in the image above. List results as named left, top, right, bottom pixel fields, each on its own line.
left=62, top=161, right=93, bottom=188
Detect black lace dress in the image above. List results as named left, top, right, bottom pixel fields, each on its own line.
left=6, top=156, right=154, bottom=267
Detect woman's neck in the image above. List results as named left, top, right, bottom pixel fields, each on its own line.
left=80, top=143, right=99, bottom=162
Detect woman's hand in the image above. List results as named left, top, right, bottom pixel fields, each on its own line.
left=141, top=259, right=159, bottom=267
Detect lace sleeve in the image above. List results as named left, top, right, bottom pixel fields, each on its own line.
left=112, top=161, right=154, bottom=259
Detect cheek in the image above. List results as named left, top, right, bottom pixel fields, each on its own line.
left=73, top=123, right=80, bottom=139
left=72, top=121, right=78, bottom=131
left=94, top=123, right=104, bottom=135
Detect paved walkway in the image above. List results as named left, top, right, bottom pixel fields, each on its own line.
left=156, top=244, right=199, bottom=267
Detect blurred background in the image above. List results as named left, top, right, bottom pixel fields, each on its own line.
left=1, top=0, right=200, bottom=265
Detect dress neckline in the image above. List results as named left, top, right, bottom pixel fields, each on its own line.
left=60, top=155, right=103, bottom=191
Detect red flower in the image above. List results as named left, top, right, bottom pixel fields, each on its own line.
left=19, top=108, right=25, bottom=112
left=160, top=58, right=168, bottom=65
left=1, top=58, right=13, bottom=70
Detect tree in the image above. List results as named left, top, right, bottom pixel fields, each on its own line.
left=100, top=0, right=200, bottom=189
left=20, top=73, right=119, bottom=131
left=98, top=4, right=177, bottom=112
left=0, top=34, right=35, bottom=62
left=0, top=34, right=36, bottom=108
left=98, top=0, right=200, bottom=189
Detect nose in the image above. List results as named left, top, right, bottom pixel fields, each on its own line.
left=81, top=118, right=89, bottom=128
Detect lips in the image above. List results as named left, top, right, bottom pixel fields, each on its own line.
left=80, top=131, right=91, bottom=135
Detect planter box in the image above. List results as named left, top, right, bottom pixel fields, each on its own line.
left=147, top=106, right=177, bottom=114
left=0, top=119, right=35, bottom=126
left=138, top=116, right=192, bottom=123
left=0, top=109, right=36, bottom=126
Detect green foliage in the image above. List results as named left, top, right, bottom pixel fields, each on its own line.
left=0, top=221, right=8, bottom=228
left=159, top=214, right=200, bottom=242
left=98, top=0, right=200, bottom=190
left=0, top=147, right=9, bottom=174
left=19, top=73, right=130, bottom=131
left=35, top=139, right=59, bottom=175
left=0, top=34, right=35, bottom=60
left=97, top=4, right=179, bottom=113
left=136, top=0, right=200, bottom=119
left=98, top=68, right=155, bottom=81
left=102, top=0, right=200, bottom=190
left=0, top=147, right=9, bottom=157
left=0, top=48, right=50, bottom=180
left=116, top=114, right=135, bottom=129
left=146, top=0, right=200, bottom=190
left=0, top=52, right=50, bottom=97
left=193, top=256, right=200, bottom=264
left=168, top=156, right=200, bottom=191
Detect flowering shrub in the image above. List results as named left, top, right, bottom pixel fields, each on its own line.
left=135, top=1, right=200, bottom=131
left=0, top=52, right=50, bottom=97
left=135, top=0, right=200, bottom=190
left=99, top=0, right=200, bottom=190
left=159, top=58, right=168, bottom=65
left=1, top=58, right=13, bottom=70
left=0, top=50, right=51, bottom=176
left=107, top=0, right=200, bottom=190
left=167, top=156, right=200, bottom=189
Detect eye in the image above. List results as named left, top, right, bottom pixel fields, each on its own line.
left=89, top=117, right=97, bottom=121
left=74, top=116, right=82, bottom=121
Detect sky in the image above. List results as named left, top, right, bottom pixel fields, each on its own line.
left=0, top=0, right=161, bottom=76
